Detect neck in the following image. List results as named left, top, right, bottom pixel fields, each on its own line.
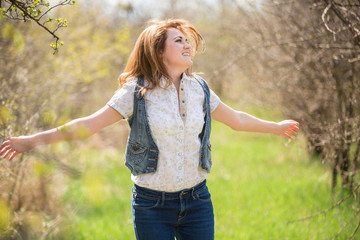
left=167, top=71, right=183, bottom=85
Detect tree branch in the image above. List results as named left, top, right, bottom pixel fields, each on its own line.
left=331, top=209, right=360, bottom=239
left=287, top=183, right=360, bottom=224
left=2, top=0, right=74, bottom=53
left=7, top=0, right=60, bottom=48
left=349, top=219, right=360, bottom=239
left=324, top=0, right=360, bottom=37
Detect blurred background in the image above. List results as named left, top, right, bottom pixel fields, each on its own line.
left=0, top=0, right=359, bottom=239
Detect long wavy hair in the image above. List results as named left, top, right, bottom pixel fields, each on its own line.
left=118, top=19, right=205, bottom=93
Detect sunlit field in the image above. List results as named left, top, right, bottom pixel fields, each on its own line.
left=2, top=1, right=359, bottom=239
left=56, top=104, right=358, bottom=240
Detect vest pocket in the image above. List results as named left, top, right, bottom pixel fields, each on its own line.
left=126, top=141, right=147, bottom=164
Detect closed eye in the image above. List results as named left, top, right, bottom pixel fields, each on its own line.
left=174, top=36, right=188, bottom=43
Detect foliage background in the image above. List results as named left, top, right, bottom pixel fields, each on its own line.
left=0, top=0, right=359, bottom=239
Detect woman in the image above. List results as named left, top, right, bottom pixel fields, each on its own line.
left=0, top=19, right=299, bottom=240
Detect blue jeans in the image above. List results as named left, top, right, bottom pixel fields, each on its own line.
left=131, top=180, right=214, bottom=240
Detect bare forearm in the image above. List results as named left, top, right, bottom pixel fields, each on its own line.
left=211, top=102, right=299, bottom=138
left=31, top=118, right=93, bottom=147
left=233, top=111, right=278, bottom=133
left=1, top=105, right=123, bottom=161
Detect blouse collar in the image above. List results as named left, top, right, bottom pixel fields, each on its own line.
left=159, top=72, right=193, bottom=88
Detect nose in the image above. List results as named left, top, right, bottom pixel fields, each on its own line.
left=184, top=42, right=191, bottom=49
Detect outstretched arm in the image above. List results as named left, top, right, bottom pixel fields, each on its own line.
left=0, top=105, right=124, bottom=161
left=211, top=102, right=299, bottom=138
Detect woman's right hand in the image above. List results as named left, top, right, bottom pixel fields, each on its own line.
left=0, top=136, right=35, bottom=161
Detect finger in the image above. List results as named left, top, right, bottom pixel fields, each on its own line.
left=282, top=133, right=292, bottom=139
left=3, top=149, right=13, bottom=159
left=0, top=145, right=11, bottom=156
left=286, top=129, right=297, bottom=135
left=290, top=126, right=299, bottom=131
left=287, top=121, right=299, bottom=125
left=0, top=140, right=10, bottom=151
left=289, top=121, right=299, bottom=125
left=8, top=151, right=18, bottom=161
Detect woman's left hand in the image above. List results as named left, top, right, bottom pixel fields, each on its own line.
left=274, top=120, right=300, bottom=139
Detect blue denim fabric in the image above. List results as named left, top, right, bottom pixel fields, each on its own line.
left=125, top=77, right=159, bottom=176
left=125, top=75, right=213, bottom=176
left=132, top=180, right=214, bottom=240
left=195, top=76, right=212, bottom=172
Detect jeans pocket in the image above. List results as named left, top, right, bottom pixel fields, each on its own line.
left=132, top=193, right=160, bottom=210
left=195, top=188, right=212, bottom=203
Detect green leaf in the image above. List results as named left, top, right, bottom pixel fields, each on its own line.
left=0, top=106, right=11, bottom=124
left=0, top=200, right=12, bottom=231
left=32, top=160, right=55, bottom=176
left=1, top=24, right=14, bottom=40
left=41, top=109, right=57, bottom=125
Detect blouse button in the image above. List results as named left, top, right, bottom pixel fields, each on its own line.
left=202, top=163, right=206, bottom=168
left=133, top=146, right=138, bottom=151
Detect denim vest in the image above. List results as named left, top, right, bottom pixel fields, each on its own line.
left=125, top=76, right=212, bottom=176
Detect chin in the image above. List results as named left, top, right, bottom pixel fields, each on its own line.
left=184, top=60, right=193, bottom=68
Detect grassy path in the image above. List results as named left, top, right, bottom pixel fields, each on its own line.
left=58, top=112, right=358, bottom=239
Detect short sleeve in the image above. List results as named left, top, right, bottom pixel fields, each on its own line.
left=209, top=88, right=220, bottom=112
left=106, top=80, right=137, bottom=119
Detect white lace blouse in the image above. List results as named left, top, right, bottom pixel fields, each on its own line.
left=107, top=73, right=220, bottom=192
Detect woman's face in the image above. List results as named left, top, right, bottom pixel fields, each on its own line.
left=162, top=28, right=192, bottom=73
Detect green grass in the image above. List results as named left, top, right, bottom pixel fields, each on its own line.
left=57, top=109, right=359, bottom=240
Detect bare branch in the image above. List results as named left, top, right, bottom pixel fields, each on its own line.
left=38, top=0, right=72, bottom=21
left=324, top=0, right=360, bottom=38
left=322, top=3, right=337, bottom=37
left=349, top=219, right=360, bottom=239
left=331, top=209, right=360, bottom=239
left=348, top=55, right=360, bottom=62
left=287, top=183, right=360, bottom=224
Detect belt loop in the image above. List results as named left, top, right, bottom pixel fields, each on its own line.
left=191, top=187, right=196, bottom=200
left=161, top=191, right=165, bottom=206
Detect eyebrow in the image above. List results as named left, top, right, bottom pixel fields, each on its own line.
left=173, top=36, right=188, bottom=41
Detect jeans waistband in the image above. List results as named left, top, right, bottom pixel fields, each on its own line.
left=133, top=180, right=207, bottom=200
